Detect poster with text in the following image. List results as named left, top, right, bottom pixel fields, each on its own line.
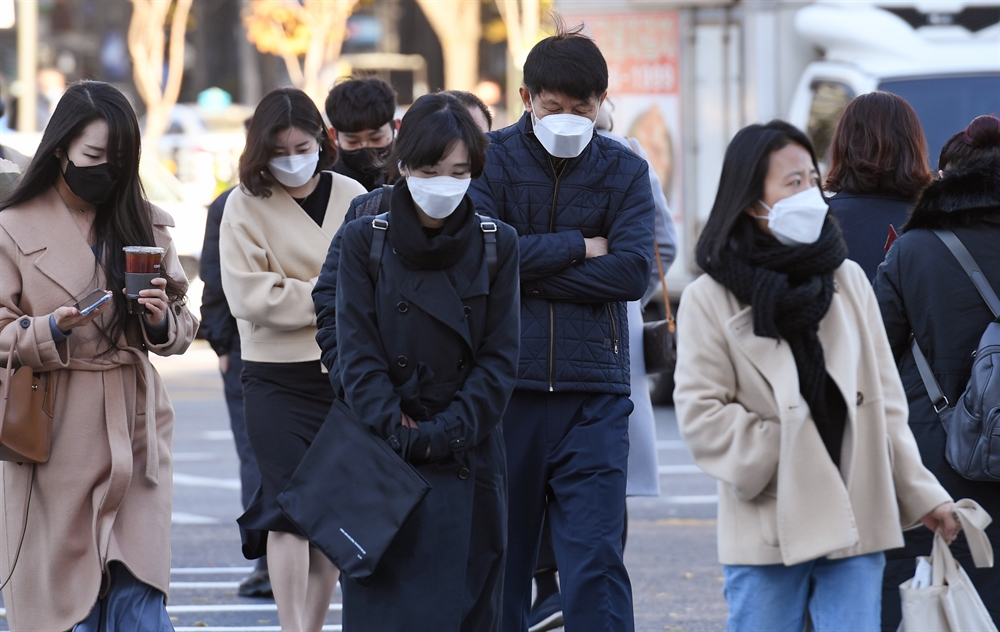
left=566, top=11, right=683, bottom=221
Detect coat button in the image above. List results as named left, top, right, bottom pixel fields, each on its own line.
left=20, top=318, right=29, bottom=328
left=397, top=356, right=408, bottom=367
left=463, top=305, right=472, bottom=316
left=532, top=290, right=540, bottom=296
left=174, top=304, right=181, bottom=315
left=857, top=392, right=864, bottom=405
left=458, top=358, right=468, bottom=370
left=458, top=467, right=470, bottom=480
left=397, top=301, right=409, bottom=313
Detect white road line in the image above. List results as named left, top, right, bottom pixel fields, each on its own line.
left=174, top=472, right=242, bottom=490
left=167, top=604, right=342, bottom=613
left=171, top=566, right=254, bottom=574
left=201, top=429, right=236, bottom=441
left=171, top=512, right=221, bottom=525
left=175, top=627, right=341, bottom=632
left=657, top=464, right=704, bottom=475
left=661, top=495, right=719, bottom=504
left=174, top=452, right=219, bottom=462
left=170, top=581, right=240, bottom=589
left=656, top=440, right=688, bottom=450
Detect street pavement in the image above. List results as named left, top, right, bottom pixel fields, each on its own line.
left=1, top=340, right=727, bottom=631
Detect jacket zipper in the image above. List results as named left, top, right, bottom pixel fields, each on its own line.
left=547, top=159, right=562, bottom=392
left=606, top=304, right=619, bottom=354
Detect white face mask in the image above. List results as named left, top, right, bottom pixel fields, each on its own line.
left=532, top=111, right=595, bottom=158
left=268, top=151, right=319, bottom=188
left=756, top=187, right=829, bottom=246
left=405, top=171, right=471, bottom=219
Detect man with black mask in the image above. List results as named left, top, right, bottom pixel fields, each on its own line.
left=324, top=76, right=399, bottom=192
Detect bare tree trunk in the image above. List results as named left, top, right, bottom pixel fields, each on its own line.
left=129, top=0, right=194, bottom=157
left=496, top=0, right=540, bottom=119
left=416, top=0, right=481, bottom=90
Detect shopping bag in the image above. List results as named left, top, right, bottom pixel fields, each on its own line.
left=898, top=498, right=997, bottom=632
left=277, top=398, right=431, bottom=580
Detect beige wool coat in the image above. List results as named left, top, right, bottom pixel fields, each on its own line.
left=0, top=188, right=198, bottom=631
left=674, top=259, right=951, bottom=567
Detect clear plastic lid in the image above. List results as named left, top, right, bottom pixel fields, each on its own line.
left=122, top=246, right=165, bottom=254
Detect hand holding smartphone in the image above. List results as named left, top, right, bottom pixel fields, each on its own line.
left=75, top=289, right=112, bottom=316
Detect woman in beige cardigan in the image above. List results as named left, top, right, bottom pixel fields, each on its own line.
left=220, top=87, right=366, bottom=631
left=0, top=82, right=197, bottom=630
left=673, top=120, right=958, bottom=631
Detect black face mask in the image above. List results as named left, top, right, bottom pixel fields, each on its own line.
left=63, top=160, right=118, bottom=206
left=339, top=142, right=393, bottom=175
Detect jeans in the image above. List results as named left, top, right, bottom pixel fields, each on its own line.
left=724, top=552, right=885, bottom=632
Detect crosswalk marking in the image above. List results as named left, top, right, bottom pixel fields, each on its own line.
left=173, top=472, right=242, bottom=490
left=172, top=566, right=254, bottom=574
left=661, top=494, right=719, bottom=504
left=170, top=581, right=240, bottom=589
left=656, top=439, right=688, bottom=449
left=171, top=511, right=221, bottom=525
left=657, top=464, right=703, bottom=474
left=167, top=604, right=342, bottom=613
left=174, top=627, right=341, bottom=631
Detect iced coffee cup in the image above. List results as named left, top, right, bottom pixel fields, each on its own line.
left=123, top=246, right=164, bottom=312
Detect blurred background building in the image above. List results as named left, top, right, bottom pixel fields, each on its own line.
left=1, top=0, right=997, bottom=331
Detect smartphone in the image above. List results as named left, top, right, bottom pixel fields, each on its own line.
left=75, top=289, right=112, bottom=316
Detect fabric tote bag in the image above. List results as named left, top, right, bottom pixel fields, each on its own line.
left=898, top=498, right=997, bottom=632
left=277, top=398, right=431, bottom=580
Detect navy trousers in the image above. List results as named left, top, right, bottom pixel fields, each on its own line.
left=223, top=350, right=265, bottom=570
left=502, top=390, right=634, bottom=632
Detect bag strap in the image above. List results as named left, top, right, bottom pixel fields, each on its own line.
left=378, top=184, right=392, bottom=215
left=911, top=338, right=949, bottom=414
left=0, top=465, right=35, bottom=591
left=653, top=240, right=675, bottom=334
left=367, top=211, right=499, bottom=286
left=909, top=230, right=1000, bottom=416
left=933, top=229, right=1000, bottom=319
left=477, top=215, right=498, bottom=284
left=368, top=213, right=389, bottom=284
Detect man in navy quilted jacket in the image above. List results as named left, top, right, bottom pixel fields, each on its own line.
left=470, top=24, right=655, bottom=632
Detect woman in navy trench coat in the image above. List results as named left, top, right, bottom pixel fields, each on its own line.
left=316, top=93, right=520, bottom=631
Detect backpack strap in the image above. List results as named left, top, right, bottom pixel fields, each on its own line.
left=933, top=230, right=1000, bottom=319
left=911, top=338, right=950, bottom=414
left=368, top=212, right=389, bottom=284
left=910, top=229, right=1000, bottom=417
left=477, top=214, right=498, bottom=284
left=378, top=184, right=392, bottom=215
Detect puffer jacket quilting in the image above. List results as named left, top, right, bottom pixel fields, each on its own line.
left=470, top=113, right=655, bottom=394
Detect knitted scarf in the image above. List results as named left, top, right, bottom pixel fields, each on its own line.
left=388, top=179, right=476, bottom=271
left=706, top=217, right=849, bottom=450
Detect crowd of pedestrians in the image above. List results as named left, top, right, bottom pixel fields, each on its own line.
left=1, top=23, right=998, bottom=632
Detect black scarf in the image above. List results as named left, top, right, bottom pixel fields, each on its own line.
left=388, top=179, right=476, bottom=271
left=706, top=218, right=850, bottom=462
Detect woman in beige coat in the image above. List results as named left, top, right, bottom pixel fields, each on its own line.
left=673, top=120, right=958, bottom=631
left=0, top=82, right=197, bottom=630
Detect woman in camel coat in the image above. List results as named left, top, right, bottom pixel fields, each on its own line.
left=0, top=82, right=197, bottom=631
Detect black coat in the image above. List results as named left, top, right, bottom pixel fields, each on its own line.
left=828, top=191, right=912, bottom=282
left=199, top=187, right=240, bottom=356
left=330, top=184, right=520, bottom=631
left=874, top=159, right=1000, bottom=545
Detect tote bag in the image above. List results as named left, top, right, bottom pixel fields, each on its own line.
left=277, top=398, right=431, bottom=580
left=898, top=498, right=997, bottom=632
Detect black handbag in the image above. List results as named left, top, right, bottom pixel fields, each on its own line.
left=277, top=398, right=431, bottom=580
left=643, top=240, right=677, bottom=374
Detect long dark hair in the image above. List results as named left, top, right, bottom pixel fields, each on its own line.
left=1, top=81, right=185, bottom=352
left=824, top=92, right=931, bottom=199
left=695, top=120, right=819, bottom=270
left=239, top=88, right=336, bottom=198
